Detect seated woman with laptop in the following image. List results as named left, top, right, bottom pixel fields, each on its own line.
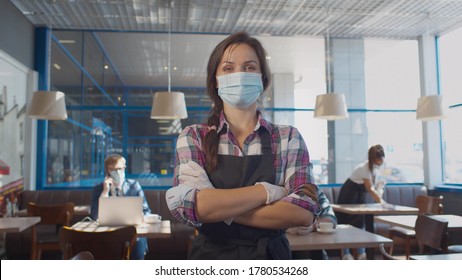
left=90, top=154, right=151, bottom=260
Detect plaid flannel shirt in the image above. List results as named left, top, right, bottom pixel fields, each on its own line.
left=170, top=111, right=320, bottom=227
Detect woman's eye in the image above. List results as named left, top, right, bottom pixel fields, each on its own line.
left=244, top=65, right=257, bottom=71
left=223, top=66, right=233, bottom=72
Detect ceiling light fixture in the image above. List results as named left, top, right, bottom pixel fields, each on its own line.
left=58, top=39, right=75, bottom=44
left=416, top=95, right=445, bottom=121
left=28, top=91, right=68, bottom=120
left=28, top=1, right=67, bottom=121
left=151, top=1, right=187, bottom=120
left=314, top=21, right=348, bottom=121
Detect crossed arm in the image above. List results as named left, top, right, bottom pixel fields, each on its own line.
left=166, top=126, right=320, bottom=229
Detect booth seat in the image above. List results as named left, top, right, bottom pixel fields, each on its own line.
left=4, top=185, right=426, bottom=259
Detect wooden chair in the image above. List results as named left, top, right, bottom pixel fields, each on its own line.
left=388, top=195, right=443, bottom=259
left=71, top=251, right=94, bottom=260
left=27, top=202, right=75, bottom=260
left=415, top=195, right=444, bottom=214
left=414, top=214, right=448, bottom=254
left=59, top=226, right=137, bottom=260
left=379, top=243, right=400, bottom=260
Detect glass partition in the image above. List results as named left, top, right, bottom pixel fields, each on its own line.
left=42, top=31, right=448, bottom=188
left=439, top=27, right=462, bottom=184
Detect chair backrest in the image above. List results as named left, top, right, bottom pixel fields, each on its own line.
left=414, top=214, right=449, bottom=254
left=379, top=243, right=399, bottom=260
left=416, top=195, right=443, bottom=214
left=71, top=251, right=94, bottom=260
left=59, top=226, right=137, bottom=260
left=27, top=202, right=75, bottom=226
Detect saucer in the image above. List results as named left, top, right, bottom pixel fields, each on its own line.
left=144, top=214, right=162, bottom=224
left=317, top=228, right=335, bottom=234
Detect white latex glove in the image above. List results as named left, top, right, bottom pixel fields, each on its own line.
left=286, top=225, right=314, bottom=235
left=256, top=182, right=288, bottom=204
left=375, top=180, right=385, bottom=198
left=178, top=161, right=214, bottom=189
left=381, top=200, right=395, bottom=210
left=166, top=184, right=196, bottom=212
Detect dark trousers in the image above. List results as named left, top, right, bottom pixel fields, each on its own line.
left=336, top=179, right=366, bottom=229
left=131, top=237, right=147, bottom=260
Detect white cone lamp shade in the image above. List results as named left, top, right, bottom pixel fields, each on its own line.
left=314, top=93, right=349, bottom=120
left=28, top=91, right=68, bottom=120
left=151, top=91, right=188, bottom=119
left=416, top=95, right=445, bottom=121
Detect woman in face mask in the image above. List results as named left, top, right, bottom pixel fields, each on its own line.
left=166, top=32, right=321, bottom=260
left=336, top=144, right=387, bottom=260
left=89, top=154, right=151, bottom=259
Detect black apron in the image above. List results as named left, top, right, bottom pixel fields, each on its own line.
left=188, top=127, right=291, bottom=260
left=336, top=178, right=366, bottom=228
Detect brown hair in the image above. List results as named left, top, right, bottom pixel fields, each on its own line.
left=202, top=32, right=271, bottom=173
left=104, top=154, right=126, bottom=176
left=368, top=145, right=385, bottom=172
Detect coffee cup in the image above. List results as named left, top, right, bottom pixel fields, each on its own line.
left=144, top=214, right=162, bottom=223
left=318, top=222, right=334, bottom=232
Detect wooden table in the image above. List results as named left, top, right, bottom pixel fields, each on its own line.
left=332, top=203, right=419, bottom=233
left=332, top=203, right=418, bottom=259
left=410, top=253, right=462, bottom=260
left=71, top=220, right=171, bottom=238
left=331, top=203, right=419, bottom=216
left=374, top=214, right=462, bottom=232
left=15, top=205, right=91, bottom=217
left=287, top=224, right=392, bottom=259
left=0, top=217, right=41, bottom=233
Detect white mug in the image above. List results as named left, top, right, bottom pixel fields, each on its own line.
left=318, top=222, right=334, bottom=232
left=144, top=214, right=162, bottom=223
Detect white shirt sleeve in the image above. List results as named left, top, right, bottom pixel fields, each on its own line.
left=349, top=161, right=372, bottom=184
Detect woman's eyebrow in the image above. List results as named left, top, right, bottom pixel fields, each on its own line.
left=221, top=60, right=258, bottom=64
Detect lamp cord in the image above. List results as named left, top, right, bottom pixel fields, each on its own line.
left=167, top=1, right=173, bottom=92
left=326, top=24, right=331, bottom=93
left=47, top=1, right=55, bottom=91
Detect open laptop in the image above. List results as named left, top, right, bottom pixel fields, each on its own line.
left=97, top=196, right=143, bottom=226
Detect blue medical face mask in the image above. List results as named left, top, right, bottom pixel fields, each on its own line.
left=109, top=170, right=125, bottom=184
left=217, top=72, right=263, bottom=109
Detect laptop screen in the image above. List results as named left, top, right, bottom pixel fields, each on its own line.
left=98, top=196, right=143, bottom=226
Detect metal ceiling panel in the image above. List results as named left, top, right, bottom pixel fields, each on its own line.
left=8, top=0, right=462, bottom=91
left=10, top=0, right=462, bottom=39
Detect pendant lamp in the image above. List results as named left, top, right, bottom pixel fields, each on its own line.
left=27, top=8, right=68, bottom=121
left=314, top=92, right=348, bottom=120
left=151, top=1, right=187, bottom=119
left=28, top=91, right=68, bottom=120
left=314, top=24, right=348, bottom=120
left=416, top=95, right=445, bottom=121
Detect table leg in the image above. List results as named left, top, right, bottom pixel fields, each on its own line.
left=365, top=214, right=375, bottom=260
left=365, top=214, right=374, bottom=233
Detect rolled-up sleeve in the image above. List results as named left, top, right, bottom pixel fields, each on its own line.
left=167, top=125, right=206, bottom=227
left=317, top=189, right=337, bottom=224
left=166, top=184, right=201, bottom=227
left=279, top=127, right=321, bottom=215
